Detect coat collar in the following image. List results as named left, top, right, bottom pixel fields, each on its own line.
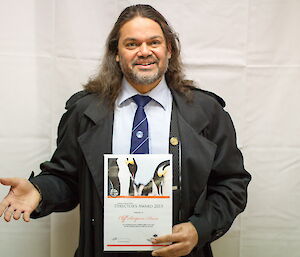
left=82, top=89, right=210, bottom=134
left=83, top=96, right=112, bottom=125
left=170, top=89, right=209, bottom=134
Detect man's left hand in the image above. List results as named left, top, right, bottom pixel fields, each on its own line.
left=151, top=222, right=198, bottom=257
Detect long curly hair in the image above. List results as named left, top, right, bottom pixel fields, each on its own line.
left=84, top=4, right=194, bottom=106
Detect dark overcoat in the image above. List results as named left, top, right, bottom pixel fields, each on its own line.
left=30, top=87, right=251, bottom=257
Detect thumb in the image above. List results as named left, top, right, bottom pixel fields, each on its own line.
left=0, top=177, right=19, bottom=187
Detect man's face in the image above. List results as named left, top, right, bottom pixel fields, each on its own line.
left=116, top=16, right=171, bottom=93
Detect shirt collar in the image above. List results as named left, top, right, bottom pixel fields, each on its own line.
left=116, top=76, right=170, bottom=110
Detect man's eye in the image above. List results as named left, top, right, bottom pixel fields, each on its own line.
left=126, top=43, right=137, bottom=48
left=151, top=41, right=161, bottom=46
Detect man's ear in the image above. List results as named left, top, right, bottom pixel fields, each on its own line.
left=167, top=44, right=172, bottom=59
left=167, top=51, right=171, bottom=59
left=116, top=55, right=120, bottom=62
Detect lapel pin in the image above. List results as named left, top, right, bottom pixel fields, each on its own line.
left=170, top=137, right=179, bottom=146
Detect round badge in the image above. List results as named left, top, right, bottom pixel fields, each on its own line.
left=170, top=137, right=179, bottom=146
left=136, top=131, right=143, bottom=138
left=110, top=189, right=119, bottom=197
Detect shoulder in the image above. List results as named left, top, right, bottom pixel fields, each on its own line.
left=65, top=90, right=101, bottom=111
left=187, top=86, right=226, bottom=108
left=177, top=86, right=230, bottom=129
left=181, top=87, right=238, bottom=141
left=62, top=90, right=111, bottom=125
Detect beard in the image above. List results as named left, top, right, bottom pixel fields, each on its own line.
left=125, top=67, right=165, bottom=85
left=119, top=56, right=168, bottom=86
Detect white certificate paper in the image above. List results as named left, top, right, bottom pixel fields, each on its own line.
left=104, top=154, right=172, bottom=251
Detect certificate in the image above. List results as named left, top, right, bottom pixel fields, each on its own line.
left=103, top=154, right=172, bottom=251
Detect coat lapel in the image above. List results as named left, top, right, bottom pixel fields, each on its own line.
left=171, top=91, right=217, bottom=217
left=78, top=98, right=113, bottom=205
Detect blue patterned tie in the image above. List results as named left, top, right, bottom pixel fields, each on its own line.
left=130, top=95, right=152, bottom=154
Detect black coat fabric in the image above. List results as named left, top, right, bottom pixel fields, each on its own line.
left=30, top=87, right=251, bottom=257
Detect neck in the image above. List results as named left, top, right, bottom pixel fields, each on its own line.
left=127, top=77, right=162, bottom=94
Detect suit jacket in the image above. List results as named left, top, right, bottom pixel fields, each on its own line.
left=30, top=87, right=251, bottom=257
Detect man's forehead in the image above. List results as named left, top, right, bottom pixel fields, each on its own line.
left=122, top=35, right=164, bottom=42
left=118, top=17, right=165, bottom=41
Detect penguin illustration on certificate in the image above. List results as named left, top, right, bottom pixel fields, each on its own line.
left=108, top=157, right=138, bottom=196
left=116, top=157, right=133, bottom=196
left=108, top=158, right=120, bottom=197
left=138, top=160, right=171, bottom=196
left=126, top=158, right=138, bottom=196
left=153, top=160, right=171, bottom=195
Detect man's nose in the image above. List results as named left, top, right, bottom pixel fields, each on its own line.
left=137, top=43, right=152, bottom=57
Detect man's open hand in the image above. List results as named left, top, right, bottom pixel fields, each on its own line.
left=151, top=222, right=198, bottom=257
left=0, top=178, right=41, bottom=222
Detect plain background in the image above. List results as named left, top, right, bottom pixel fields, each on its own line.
left=0, top=0, right=299, bottom=256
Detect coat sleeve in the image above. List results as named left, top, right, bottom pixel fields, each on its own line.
left=189, top=103, right=251, bottom=248
left=29, top=92, right=89, bottom=218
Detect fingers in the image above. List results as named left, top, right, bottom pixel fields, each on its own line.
left=2, top=206, right=31, bottom=222
left=152, top=234, right=172, bottom=244
left=152, top=236, right=188, bottom=257
left=151, top=222, right=199, bottom=257
left=0, top=198, right=31, bottom=222
left=151, top=233, right=185, bottom=257
left=13, top=209, right=23, bottom=220
left=0, top=177, right=18, bottom=187
left=152, top=224, right=184, bottom=244
left=152, top=242, right=184, bottom=257
left=0, top=178, right=35, bottom=222
left=152, top=233, right=181, bottom=244
left=23, top=211, right=31, bottom=222
left=4, top=205, right=15, bottom=222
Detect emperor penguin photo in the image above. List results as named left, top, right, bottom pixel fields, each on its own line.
left=116, top=157, right=132, bottom=196
left=139, top=160, right=171, bottom=196
left=108, top=158, right=120, bottom=196
left=126, top=158, right=138, bottom=195
left=153, top=160, right=171, bottom=195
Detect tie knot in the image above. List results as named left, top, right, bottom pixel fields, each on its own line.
left=132, top=95, right=152, bottom=108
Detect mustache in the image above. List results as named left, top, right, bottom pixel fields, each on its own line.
left=133, top=56, right=158, bottom=65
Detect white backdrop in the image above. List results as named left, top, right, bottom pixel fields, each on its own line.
left=0, top=0, right=299, bottom=257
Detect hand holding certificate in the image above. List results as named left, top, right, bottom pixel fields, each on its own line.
left=151, top=222, right=199, bottom=257
left=104, top=154, right=173, bottom=251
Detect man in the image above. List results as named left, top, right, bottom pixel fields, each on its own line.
left=0, top=4, right=251, bottom=257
